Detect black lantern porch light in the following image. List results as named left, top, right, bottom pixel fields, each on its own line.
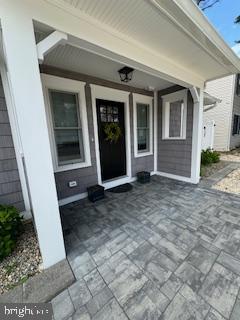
left=118, top=66, right=134, bottom=83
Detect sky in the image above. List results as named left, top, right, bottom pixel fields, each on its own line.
left=203, top=0, right=240, bottom=56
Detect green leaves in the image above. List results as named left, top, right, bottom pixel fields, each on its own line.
left=0, top=205, right=23, bottom=261
left=201, top=149, right=220, bottom=166
left=235, top=16, right=240, bottom=24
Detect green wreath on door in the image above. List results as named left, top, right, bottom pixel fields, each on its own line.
left=104, top=123, right=122, bottom=143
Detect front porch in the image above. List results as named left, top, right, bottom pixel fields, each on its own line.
left=1, top=0, right=240, bottom=274
left=54, top=176, right=240, bottom=320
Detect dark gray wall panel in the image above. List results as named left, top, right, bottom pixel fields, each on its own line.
left=0, top=77, right=25, bottom=211
left=41, top=66, right=154, bottom=200
left=158, top=86, right=193, bottom=178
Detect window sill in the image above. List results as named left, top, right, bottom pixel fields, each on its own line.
left=134, top=151, right=153, bottom=158
left=162, top=137, right=186, bottom=141
left=54, top=161, right=92, bottom=173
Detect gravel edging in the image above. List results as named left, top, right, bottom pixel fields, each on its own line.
left=0, top=222, right=42, bottom=295
left=213, top=168, right=240, bottom=195
left=201, top=161, right=229, bottom=178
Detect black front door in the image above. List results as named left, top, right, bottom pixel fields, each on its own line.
left=96, top=99, right=126, bottom=181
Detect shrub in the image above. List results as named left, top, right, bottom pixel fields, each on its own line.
left=211, top=150, right=220, bottom=163
left=201, top=149, right=220, bottom=166
left=0, top=205, right=23, bottom=261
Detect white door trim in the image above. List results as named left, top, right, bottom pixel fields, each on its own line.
left=90, top=84, right=132, bottom=188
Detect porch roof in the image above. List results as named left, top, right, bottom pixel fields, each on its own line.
left=1, top=0, right=240, bottom=88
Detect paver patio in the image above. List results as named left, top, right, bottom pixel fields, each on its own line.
left=52, top=176, right=240, bottom=320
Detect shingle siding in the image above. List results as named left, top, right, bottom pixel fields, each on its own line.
left=0, top=77, right=25, bottom=211
left=157, top=86, right=193, bottom=178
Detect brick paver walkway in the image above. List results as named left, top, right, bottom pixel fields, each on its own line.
left=52, top=176, right=240, bottom=320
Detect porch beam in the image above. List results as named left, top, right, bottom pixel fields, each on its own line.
left=0, top=13, right=66, bottom=268
left=37, top=30, right=68, bottom=63
left=190, top=86, right=204, bottom=184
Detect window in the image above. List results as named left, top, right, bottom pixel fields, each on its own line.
left=49, top=90, right=84, bottom=165
left=162, top=89, right=187, bottom=140
left=236, top=74, right=240, bottom=96
left=137, top=103, right=150, bottom=152
left=42, top=74, right=91, bottom=172
left=232, top=114, right=240, bottom=135
left=133, top=94, right=153, bottom=157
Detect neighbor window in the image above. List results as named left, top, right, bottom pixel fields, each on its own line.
left=42, top=74, right=91, bottom=172
left=232, top=114, right=240, bottom=135
left=49, top=90, right=84, bottom=166
left=133, top=94, right=153, bottom=157
left=236, top=74, right=240, bottom=96
left=162, top=89, right=187, bottom=140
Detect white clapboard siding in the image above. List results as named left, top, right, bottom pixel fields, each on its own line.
left=204, top=75, right=235, bottom=151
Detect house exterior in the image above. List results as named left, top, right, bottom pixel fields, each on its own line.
left=204, top=74, right=240, bottom=151
left=0, top=0, right=240, bottom=269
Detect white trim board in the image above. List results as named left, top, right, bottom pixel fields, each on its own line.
left=58, top=192, right=88, bottom=206
left=132, top=93, right=153, bottom=158
left=90, top=84, right=132, bottom=186
left=41, top=74, right=91, bottom=172
left=58, top=176, right=139, bottom=206
left=156, top=171, right=194, bottom=183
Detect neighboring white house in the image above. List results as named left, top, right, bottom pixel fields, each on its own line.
left=0, top=0, right=240, bottom=269
left=204, top=74, right=240, bottom=151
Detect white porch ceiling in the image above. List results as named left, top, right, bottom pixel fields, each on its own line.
left=43, top=44, right=174, bottom=90
left=45, top=0, right=240, bottom=81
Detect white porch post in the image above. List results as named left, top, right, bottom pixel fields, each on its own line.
left=0, top=14, right=66, bottom=268
left=190, top=87, right=204, bottom=184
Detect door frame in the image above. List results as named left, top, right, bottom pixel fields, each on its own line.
left=90, top=84, right=132, bottom=189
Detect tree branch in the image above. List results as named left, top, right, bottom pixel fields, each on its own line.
left=202, top=0, right=220, bottom=11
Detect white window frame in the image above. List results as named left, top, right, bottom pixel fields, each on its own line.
left=162, top=89, right=188, bottom=140
left=41, top=74, right=91, bottom=172
left=133, top=93, right=153, bottom=158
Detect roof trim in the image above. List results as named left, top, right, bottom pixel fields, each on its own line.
left=150, top=0, right=240, bottom=77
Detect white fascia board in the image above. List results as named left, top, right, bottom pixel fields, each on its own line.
left=0, top=0, right=204, bottom=88
left=37, top=30, right=68, bottom=62
left=171, top=0, right=240, bottom=74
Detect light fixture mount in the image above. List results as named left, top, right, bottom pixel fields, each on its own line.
left=118, top=66, right=134, bottom=83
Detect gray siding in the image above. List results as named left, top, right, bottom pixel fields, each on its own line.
left=41, top=66, right=153, bottom=200
left=0, top=77, right=25, bottom=211
left=230, top=75, right=240, bottom=150
left=157, top=86, right=193, bottom=178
